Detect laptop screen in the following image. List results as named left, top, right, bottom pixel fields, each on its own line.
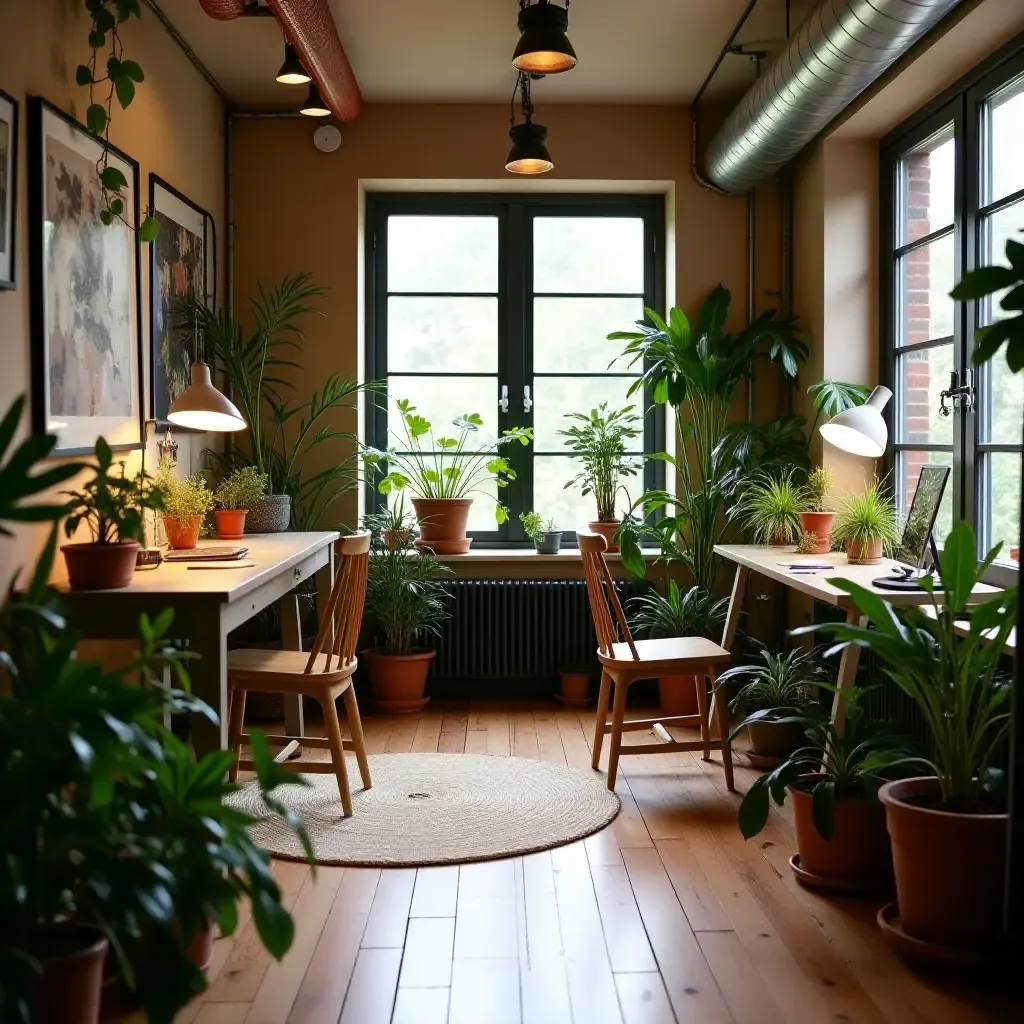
left=895, top=464, right=951, bottom=570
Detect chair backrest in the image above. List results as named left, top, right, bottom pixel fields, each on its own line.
left=304, top=531, right=371, bottom=673
left=577, top=530, right=639, bottom=661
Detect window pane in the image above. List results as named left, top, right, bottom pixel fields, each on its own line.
left=533, top=378, right=642, bottom=453
left=897, top=451, right=953, bottom=545
left=900, top=127, right=955, bottom=245
left=898, top=233, right=955, bottom=345
left=387, top=375, right=498, bottom=448
left=534, top=297, right=644, bottom=373
left=534, top=217, right=644, bottom=294
left=388, top=297, right=497, bottom=373
left=532, top=455, right=640, bottom=532
left=983, top=452, right=1021, bottom=558
left=388, top=216, right=498, bottom=293
left=980, top=199, right=1024, bottom=326
left=896, top=345, right=953, bottom=445
left=982, top=355, right=1024, bottom=444
left=986, top=75, right=1024, bottom=206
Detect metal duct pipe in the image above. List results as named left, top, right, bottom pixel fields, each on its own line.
left=706, top=0, right=964, bottom=193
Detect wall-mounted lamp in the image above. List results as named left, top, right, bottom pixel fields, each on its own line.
left=513, top=0, right=577, bottom=75
left=506, top=73, right=553, bottom=174
left=276, top=42, right=311, bottom=85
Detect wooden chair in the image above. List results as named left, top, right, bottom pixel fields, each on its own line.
left=227, top=532, right=372, bottom=817
left=579, top=531, right=735, bottom=793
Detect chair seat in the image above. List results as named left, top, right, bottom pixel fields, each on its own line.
left=599, top=636, right=731, bottom=672
left=228, top=647, right=357, bottom=688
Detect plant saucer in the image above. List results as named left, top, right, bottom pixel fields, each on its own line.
left=877, top=902, right=1006, bottom=969
left=789, top=853, right=889, bottom=895
left=373, top=696, right=431, bottom=715
left=555, top=694, right=593, bottom=708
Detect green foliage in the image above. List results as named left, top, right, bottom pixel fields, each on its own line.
left=519, top=511, right=557, bottom=540
left=215, top=465, right=270, bottom=511
left=364, top=399, right=532, bottom=525
left=732, top=468, right=803, bottom=546
left=63, top=438, right=165, bottom=545
left=628, top=579, right=728, bottom=641
left=558, top=403, right=642, bottom=522
left=803, top=465, right=834, bottom=514
left=803, top=521, right=1015, bottom=813
left=831, top=479, right=900, bottom=550
left=719, top=643, right=829, bottom=718
left=156, top=457, right=214, bottom=521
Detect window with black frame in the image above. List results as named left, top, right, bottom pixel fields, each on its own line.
left=365, top=194, right=665, bottom=545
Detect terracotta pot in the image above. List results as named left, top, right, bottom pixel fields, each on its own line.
left=163, top=515, right=202, bottom=550
left=363, top=648, right=435, bottom=703
left=61, top=541, right=140, bottom=592
left=746, top=720, right=805, bottom=761
left=186, top=922, right=214, bottom=973
left=789, top=775, right=890, bottom=883
left=412, top=498, right=472, bottom=554
left=798, top=511, right=834, bottom=554
left=31, top=924, right=108, bottom=1024
left=846, top=536, right=884, bottom=564
left=879, top=777, right=1007, bottom=947
left=383, top=528, right=412, bottom=550
left=214, top=509, right=248, bottom=540
left=658, top=674, right=700, bottom=717
left=588, top=520, right=620, bottom=552
left=559, top=671, right=591, bottom=700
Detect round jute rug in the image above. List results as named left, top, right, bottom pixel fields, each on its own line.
left=227, top=753, right=620, bottom=867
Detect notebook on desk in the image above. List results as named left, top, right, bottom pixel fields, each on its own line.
left=163, top=546, right=250, bottom=562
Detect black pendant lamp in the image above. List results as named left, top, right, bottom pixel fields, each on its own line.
left=300, top=82, right=331, bottom=117
left=513, top=0, right=577, bottom=75
left=506, top=73, right=553, bottom=174
left=276, top=43, right=310, bottom=85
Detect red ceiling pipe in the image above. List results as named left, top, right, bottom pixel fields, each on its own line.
left=198, top=0, right=246, bottom=19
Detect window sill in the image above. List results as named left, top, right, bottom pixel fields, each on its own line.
left=430, top=548, right=663, bottom=564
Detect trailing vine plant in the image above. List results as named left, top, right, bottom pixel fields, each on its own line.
left=77, top=0, right=158, bottom=240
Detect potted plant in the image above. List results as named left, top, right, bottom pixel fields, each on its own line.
left=156, top=458, right=215, bottom=550
left=629, top=581, right=729, bottom=716
left=364, top=399, right=532, bottom=554
left=559, top=403, right=642, bottom=552
left=557, top=667, right=592, bottom=704
left=811, top=521, right=1014, bottom=951
left=60, top=439, right=165, bottom=591
left=520, top=510, right=562, bottom=553
left=799, top=465, right=835, bottom=554
left=362, top=529, right=451, bottom=709
left=719, top=644, right=828, bottom=764
left=733, top=468, right=803, bottom=547
left=831, top=479, right=899, bottom=564
left=737, top=689, right=909, bottom=892
left=214, top=466, right=269, bottom=540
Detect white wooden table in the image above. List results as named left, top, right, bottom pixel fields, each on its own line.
left=714, top=544, right=1003, bottom=727
left=60, top=531, right=338, bottom=755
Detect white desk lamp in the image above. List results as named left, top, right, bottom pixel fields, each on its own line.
left=819, top=385, right=891, bottom=458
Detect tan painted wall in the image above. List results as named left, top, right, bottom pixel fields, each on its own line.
left=0, top=0, right=226, bottom=584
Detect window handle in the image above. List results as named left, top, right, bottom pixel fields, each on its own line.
left=499, top=384, right=509, bottom=414
left=939, top=369, right=975, bottom=417
left=523, top=385, right=533, bottom=413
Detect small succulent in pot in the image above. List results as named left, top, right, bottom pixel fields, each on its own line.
left=798, top=465, right=835, bottom=554
left=520, top=510, right=562, bottom=553
left=156, top=457, right=215, bottom=550
left=214, top=466, right=269, bottom=540
left=732, top=468, right=802, bottom=546
left=831, top=478, right=899, bottom=564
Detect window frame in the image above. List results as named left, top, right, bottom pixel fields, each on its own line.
left=364, top=191, right=666, bottom=547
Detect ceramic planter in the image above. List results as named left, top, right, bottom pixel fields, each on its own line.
left=746, top=719, right=805, bottom=762
left=364, top=648, right=436, bottom=705
left=658, top=674, right=700, bottom=717
left=588, top=520, right=620, bottom=552
left=534, top=531, right=562, bottom=554
left=798, top=511, right=834, bottom=554
left=879, top=777, right=1007, bottom=947
left=61, top=541, right=140, bottom=591
left=163, top=515, right=202, bottom=550
left=215, top=509, right=248, bottom=540
left=247, top=494, right=292, bottom=533
left=30, top=924, right=108, bottom=1024
left=846, top=536, right=884, bottom=564
left=412, top=498, right=473, bottom=554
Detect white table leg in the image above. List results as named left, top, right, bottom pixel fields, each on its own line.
left=189, top=607, right=229, bottom=757
left=721, top=564, right=749, bottom=652
left=831, top=607, right=867, bottom=732
left=280, top=592, right=305, bottom=743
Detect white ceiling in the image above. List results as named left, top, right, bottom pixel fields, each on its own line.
left=157, top=0, right=811, bottom=109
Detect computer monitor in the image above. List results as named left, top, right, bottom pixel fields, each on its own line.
left=874, top=464, right=950, bottom=590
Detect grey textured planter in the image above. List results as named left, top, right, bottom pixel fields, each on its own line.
left=246, top=494, right=291, bottom=533
left=534, top=531, right=563, bottom=554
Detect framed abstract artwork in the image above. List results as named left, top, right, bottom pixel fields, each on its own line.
left=149, top=175, right=212, bottom=424
left=0, top=88, right=18, bottom=289
left=27, top=97, right=143, bottom=455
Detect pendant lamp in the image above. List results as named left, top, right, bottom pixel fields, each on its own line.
left=276, top=43, right=311, bottom=85
left=167, top=322, right=246, bottom=433
left=506, top=73, right=553, bottom=174
left=300, top=83, right=331, bottom=117
left=513, top=0, right=577, bottom=75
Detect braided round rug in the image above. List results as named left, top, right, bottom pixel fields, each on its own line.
left=227, top=753, right=620, bottom=867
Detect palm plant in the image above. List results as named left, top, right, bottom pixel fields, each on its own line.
left=732, top=468, right=803, bottom=546
left=628, top=579, right=728, bottom=641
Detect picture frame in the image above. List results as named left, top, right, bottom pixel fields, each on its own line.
left=149, top=174, right=212, bottom=424
left=27, top=96, right=143, bottom=456
left=0, top=88, right=18, bottom=289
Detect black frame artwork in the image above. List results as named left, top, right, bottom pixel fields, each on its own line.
left=0, top=87, right=19, bottom=290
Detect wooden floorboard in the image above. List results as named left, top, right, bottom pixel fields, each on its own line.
left=178, top=702, right=1018, bottom=1024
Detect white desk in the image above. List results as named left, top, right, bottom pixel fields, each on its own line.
left=60, top=532, right=339, bottom=755
left=714, top=544, right=1003, bottom=727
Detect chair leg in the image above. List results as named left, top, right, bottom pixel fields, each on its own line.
left=592, top=669, right=612, bottom=770
left=694, top=671, right=711, bottom=761
left=606, top=676, right=629, bottom=792
left=321, top=691, right=353, bottom=817
left=710, top=672, right=735, bottom=792
left=227, top=684, right=247, bottom=782
left=342, top=685, right=372, bottom=791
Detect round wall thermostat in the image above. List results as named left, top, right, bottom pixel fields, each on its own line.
left=313, top=124, right=342, bottom=153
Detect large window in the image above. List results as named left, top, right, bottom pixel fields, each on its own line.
left=882, top=42, right=1024, bottom=561
left=365, top=194, right=664, bottom=545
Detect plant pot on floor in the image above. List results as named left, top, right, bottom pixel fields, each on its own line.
left=559, top=670, right=591, bottom=701
left=61, top=541, right=140, bottom=591
left=658, top=675, right=700, bottom=717
left=534, top=531, right=563, bottom=554
left=745, top=719, right=805, bottom=764
left=879, top=776, right=1007, bottom=948
left=588, top=520, right=620, bottom=552
left=798, top=512, right=834, bottom=554
left=846, top=537, right=884, bottom=564
left=364, top=648, right=435, bottom=706
left=30, top=924, right=108, bottom=1024
left=247, top=494, right=291, bottom=533
left=413, top=498, right=473, bottom=554
left=163, top=515, right=202, bottom=550
left=215, top=509, right=248, bottom=540
left=186, top=922, right=214, bottom=973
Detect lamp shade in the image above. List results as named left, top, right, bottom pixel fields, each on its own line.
left=276, top=43, right=311, bottom=85
left=513, top=1, right=577, bottom=74
left=506, top=121, right=554, bottom=174
left=167, top=363, right=246, bottom=433
left=819, top=385, right=891, bottom=458
left=300, top=83, right=331, bottom=116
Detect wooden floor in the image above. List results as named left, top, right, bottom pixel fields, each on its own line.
left=174, top=701, right=1018, bottom=1024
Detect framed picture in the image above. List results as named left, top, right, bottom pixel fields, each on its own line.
left=0, top=88, right=18, bottom=289
left=149, top=175, right=212, bottom=424
left=27, top=97, right=143, bottom=455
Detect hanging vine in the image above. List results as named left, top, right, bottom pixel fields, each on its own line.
left=77, top=0, right=158, bottom=240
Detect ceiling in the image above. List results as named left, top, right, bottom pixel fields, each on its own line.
left=156, top=0, right=812, bottom=109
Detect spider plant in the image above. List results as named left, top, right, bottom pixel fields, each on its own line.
left=831, top=478, right=900, bottom=552
left=731, top=469, right=803, bottom=546
left=628, top=580, right=728, bottom=641
left=720, top=643, right=828, bottom=718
